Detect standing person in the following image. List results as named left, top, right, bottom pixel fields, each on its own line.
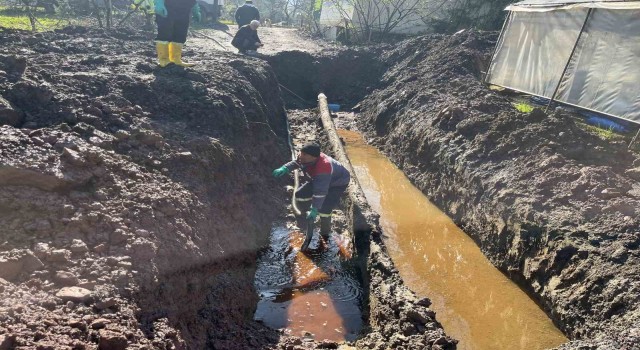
left=272, top=143, right=351, bottom=241
left=154, top=0, right=200, bottom=67
left=234, top=0, right=259, bottom=27
left=231, top=20, right=263, bottom=55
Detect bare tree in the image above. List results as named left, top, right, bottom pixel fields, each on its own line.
left=327, top=0, right=430, bottom=42
left=423, top=0, right=511, bottom=33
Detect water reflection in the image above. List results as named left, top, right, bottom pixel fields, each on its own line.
left=254, top=225, right=362, bottom=342
left=340, top=129, right=567, bottom=350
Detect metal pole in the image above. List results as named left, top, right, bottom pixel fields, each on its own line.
left=630, top=127, right=640, bottom=149
left=545, top=8, right=593, bottom=113
left=483, top=10, right=512, bottom=84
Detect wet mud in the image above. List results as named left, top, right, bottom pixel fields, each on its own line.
left=354, top=31, right=640, bottom=349
left=254, top=223, right=362, bottom=343
left=0, top=26, right=289, bottom=349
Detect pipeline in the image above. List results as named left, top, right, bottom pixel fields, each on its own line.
left=312, top=94, right=457, bottom=348
left=285, top=106, right=302, bottom=216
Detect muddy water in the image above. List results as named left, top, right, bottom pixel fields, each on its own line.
left=254, top=224, right=363, bottom=342
left=340, top=130, right=568, bottom=350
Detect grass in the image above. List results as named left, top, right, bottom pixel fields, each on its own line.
left=584, top=124, right=616, bottom=140
left=0, top=6, right=85, bottom=31
left=513, top=102, right=535, bottom=113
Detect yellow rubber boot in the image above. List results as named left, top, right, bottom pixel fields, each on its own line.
left=169, top=42, right=195, bottom=67
left=155, top=41, right=170, bottom=67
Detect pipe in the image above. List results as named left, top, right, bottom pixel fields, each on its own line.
left=285, top=109, right=302, bottom=216
left=317, top=93, right=375, bottom=235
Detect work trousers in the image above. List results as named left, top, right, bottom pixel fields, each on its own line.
left=155, top=5, right=191, bottom=44
left=295, top=183, right=348, bottom=217
left=233, top=39, right=256, bottom=53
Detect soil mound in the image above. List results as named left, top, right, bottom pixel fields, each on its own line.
left=0, top=27, right=290, bottom=349
left=357, top=30, right=640, bottom=349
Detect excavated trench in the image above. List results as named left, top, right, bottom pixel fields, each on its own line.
left=1, top=26, right=639, bottom=350
left=262, top=30, right=640, bottom=350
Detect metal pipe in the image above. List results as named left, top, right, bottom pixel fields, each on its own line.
left=545, top=8, right=593, bottom=113
left=483, top=10, right=512, bottom=84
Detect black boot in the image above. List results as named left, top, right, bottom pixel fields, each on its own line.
left=320, top=216, right=332, bottom=239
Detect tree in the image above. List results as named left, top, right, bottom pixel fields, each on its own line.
left=423, top=0, right=512, bottom=33
left=326, top=0, right=431, bottom=42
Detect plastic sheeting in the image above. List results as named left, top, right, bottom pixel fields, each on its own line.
left=486, top=10, right=588, bottom=98
left=556, top=9, right=640, bottom=122
left=319, top=1, right=353, bottom=26
left=507, top=0, right=640, bottom=12
left=487, top=7, right=640, bottom=123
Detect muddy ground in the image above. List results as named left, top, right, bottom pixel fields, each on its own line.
left=2, top=22, right=638, bottom=350
left=288, top=108, right=456, bottom=350
left=0, top=26, right=294, bottom=349
left=354, top=30, right=640, bottom=349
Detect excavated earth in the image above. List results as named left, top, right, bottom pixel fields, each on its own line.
left=2, top=24, right=639, bottom=350
left=0, top=25, right=456, bottom=350
left=354, top=31, right=640, bottom=349
left=0, top=26, right=294, bottom=349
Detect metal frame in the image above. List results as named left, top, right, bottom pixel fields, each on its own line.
left=483, top=11, right=512, bottom=84
left=545, top=7, right=593, bottom=112
left=493, top=83, right=640, bottom=126
left=484, top=4, right=640, bottom=127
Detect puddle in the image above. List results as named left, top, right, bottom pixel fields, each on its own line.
left=340, top=129, right=568, bottom=350
left=254, top=224, right=363, bottom=342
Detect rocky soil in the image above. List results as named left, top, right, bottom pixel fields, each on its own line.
left=0, top=26, right=294, bottom=349
left=356, top=30, right=640, bottom=349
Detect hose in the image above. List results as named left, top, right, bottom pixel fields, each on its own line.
left=285, top=110, right=302, bottom=216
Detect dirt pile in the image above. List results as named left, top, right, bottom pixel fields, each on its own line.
left=265, top=49, right=385, bottom=109
left=0, top=26, right=291, bottom=349
left=357, top=30, right=640, bottom=349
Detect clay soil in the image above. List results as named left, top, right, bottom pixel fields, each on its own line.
left=0, top=26, right=294, bottom=349
left=2, top=22, right=639, bottom=350
left=354, top=31, right=640, bottom=349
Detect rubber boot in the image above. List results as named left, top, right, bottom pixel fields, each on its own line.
left=155, top=41, right=170, bottom=67
left=320, top=216, right=332, bottom=240
left=169, top=42, right=195, bottom=67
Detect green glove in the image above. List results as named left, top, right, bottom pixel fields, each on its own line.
left=154, top=0, right=167, bottom=17
left=272, top=166, right=289, bottom=177
left=192, top=4, right=202, bottom=22
left=307, top=207, right=318, bottom=221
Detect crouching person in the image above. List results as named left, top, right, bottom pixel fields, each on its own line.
left=272, top=143, right=351, bottom=240
left=231, top=20, right=263, bottom=55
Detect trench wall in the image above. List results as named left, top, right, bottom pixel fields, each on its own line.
left=356, top=30, right=640, bottom=349
left=0, top=27, right=288, bottom=350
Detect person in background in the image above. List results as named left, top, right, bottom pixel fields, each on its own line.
left=231, top=20, right=263, bottom=55
left=154, top=0, right=201, bottom=67
left=234, top=0, right=259, bottom=27
left=272, top=143, right=351, bottom=241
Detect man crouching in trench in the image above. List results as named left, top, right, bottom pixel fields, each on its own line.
left=272, top=143, right=351, bottom=243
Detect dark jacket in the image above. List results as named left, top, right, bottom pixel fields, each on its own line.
left=231, top=25, right=261, bottom=52
left=234, top=3, right=260, bottom=27
left=284, top=153, right=350, bottom=209
left=166, top=0, right=196, bottom=10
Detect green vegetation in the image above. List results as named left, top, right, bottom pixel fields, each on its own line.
left=0, top=6, right=84, bottom=31
left=585, top=124, right=616, bottom=140
left=513, top=102, right=535, bottom=113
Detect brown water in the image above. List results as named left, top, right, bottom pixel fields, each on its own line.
left=340, top=129, right=568, bottom=350
left=254, top=224, right=362, bottom=342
